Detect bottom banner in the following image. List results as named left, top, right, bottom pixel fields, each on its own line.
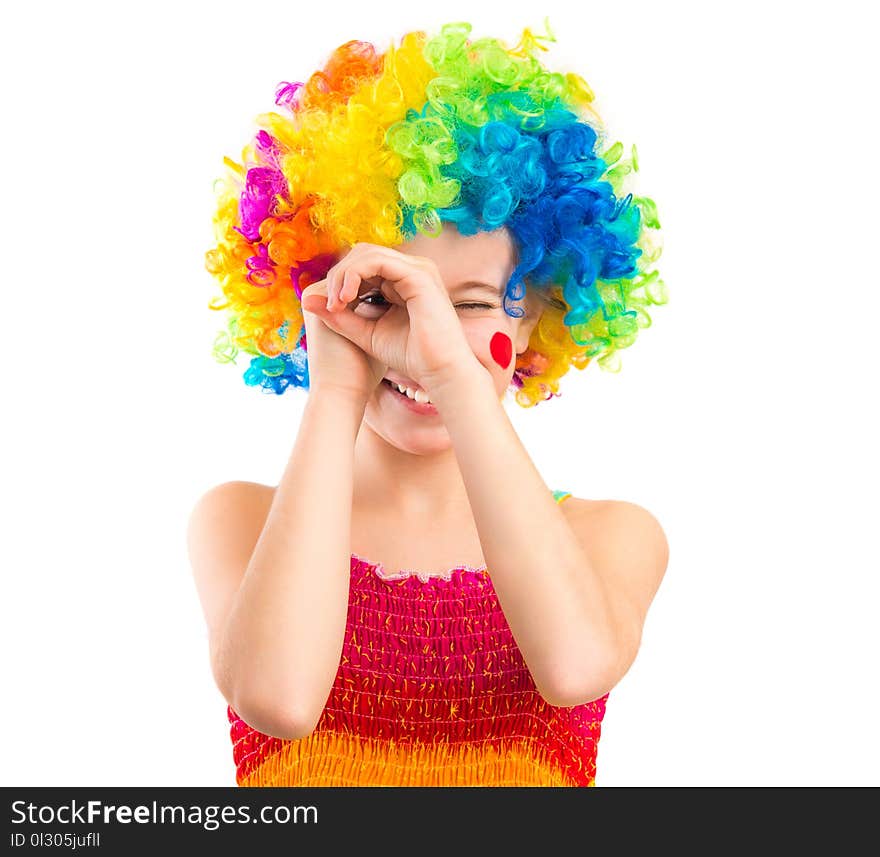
left=2, top=787, right=871, bottom=850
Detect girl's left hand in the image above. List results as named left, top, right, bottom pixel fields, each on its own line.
left=299, top=243, right=483, bottom=395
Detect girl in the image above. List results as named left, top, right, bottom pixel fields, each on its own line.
left=190, top=19, right=669, bottom=787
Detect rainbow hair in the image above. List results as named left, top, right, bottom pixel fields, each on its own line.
left=204, top=18, right=668, bottom=407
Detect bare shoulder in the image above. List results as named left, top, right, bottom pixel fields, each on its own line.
left=186, top=480, right=277, bottom=576
left=186, top=480, right=275, bottom=570
left=188, top=480, right=274, bottom=526
left=186, top=481, right=276, bottom=659
left=560, top=494, right=670, bottom=620
left=561, top=495, right=666, bottom=538
left=557, top=495, right=622, bottom=532
left=557, top=495, right=609, bottom=517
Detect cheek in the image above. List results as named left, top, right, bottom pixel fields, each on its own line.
left=489, top=331, right=513, bottom=370
left=463, top=322, right=515, bottom=378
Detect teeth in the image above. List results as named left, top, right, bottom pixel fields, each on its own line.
left=392, top=381, right=433, bottom=405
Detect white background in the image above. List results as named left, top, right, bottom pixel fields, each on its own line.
left=3, top=0, right=877, bottom=786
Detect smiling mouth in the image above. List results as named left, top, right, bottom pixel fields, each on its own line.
left=382, top=378, right=433, bottom=404
left=382, top=378, right=439, bottom=412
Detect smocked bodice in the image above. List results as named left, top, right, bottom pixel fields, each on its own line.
left=227, top=490, right=609, bottom=786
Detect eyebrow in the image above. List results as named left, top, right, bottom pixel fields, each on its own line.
left=452, top=280, right=503, bottom=295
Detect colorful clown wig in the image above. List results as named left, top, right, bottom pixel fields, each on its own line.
left=204, top=18, right=668, bottom=407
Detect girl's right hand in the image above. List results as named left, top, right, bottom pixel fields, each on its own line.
left=300, top=279, right=387, bottom=404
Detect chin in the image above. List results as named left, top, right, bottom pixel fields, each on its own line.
left=392, top=437, right=452, bottom=456
left=363, top=402, right=453, bottom=455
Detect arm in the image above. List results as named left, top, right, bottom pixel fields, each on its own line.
left=187, top=388, right=366, bottom=739
left=307, top=242, right=668, bottom=707
left=430, top=363, right=667, bottom=707
left=559, top=498, right=669, bottom=694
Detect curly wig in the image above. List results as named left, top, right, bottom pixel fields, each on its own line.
left=204, top=18, right=668, bottom=407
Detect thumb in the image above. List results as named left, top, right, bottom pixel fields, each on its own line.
left=300, top=293, right=329, bottom=315
left=299, top=294, right=374, bottom=354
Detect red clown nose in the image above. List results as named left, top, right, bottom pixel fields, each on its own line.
left=490, top=331, right=512, bottom=370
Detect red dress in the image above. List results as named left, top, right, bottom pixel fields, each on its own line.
left=228, top=489, right=609, bottom=786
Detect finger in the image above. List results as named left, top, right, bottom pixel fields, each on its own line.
left=336, top=246, right=441, bottom=306
left=300, top=292, right=327, bottom=315
left=300, top=281, right=329, bottom=315
left=325, top=305, right=377, bottom=356
left=325, top=265, right=341, bottom=310
left=336, top=269, right=361, bottom=311
left=300, top=278, right=328, bottom=299
left=299, top=279, right=328, bottom=311
left=328, top=245, right=368, bottom=310
left=334, top=270, right=346, bottom=309
left=303, top=294, right=377, bottom=355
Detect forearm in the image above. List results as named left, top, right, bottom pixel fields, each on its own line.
left=431, top=366, right=619, bottom=704
left=217, top=388, right=365, bottom=733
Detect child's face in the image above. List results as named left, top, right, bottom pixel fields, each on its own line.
left=362, top=221, right=543, bottom=452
